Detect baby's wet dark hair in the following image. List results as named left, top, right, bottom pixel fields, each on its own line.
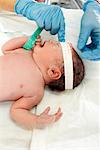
left=48, top=45, right=85, bottom=91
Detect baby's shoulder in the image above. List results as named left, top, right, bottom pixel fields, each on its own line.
left=24, top=84, right=44, bottom=102
left=34, top=81, right=45, bottom=97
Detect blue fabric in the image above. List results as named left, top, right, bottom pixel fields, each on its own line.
left=77, top=0, right=100, bottom=61
left=14, top=0, right=65, bottom=42
left=83, top=0, right=94, bottom=11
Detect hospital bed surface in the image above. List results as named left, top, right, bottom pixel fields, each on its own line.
left=0, top=9, right=100, bottom=150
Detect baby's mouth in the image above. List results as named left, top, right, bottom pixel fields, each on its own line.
left=34, top=40, right=46, bottom=48
left=41, top=41, right=46, bottom=47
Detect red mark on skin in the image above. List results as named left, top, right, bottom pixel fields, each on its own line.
left=20, top=84, right=23, bottom=88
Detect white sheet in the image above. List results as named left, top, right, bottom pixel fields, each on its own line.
left=0, top=9, right=100, bottom=150
left=30, top=9, right=100, bottom=150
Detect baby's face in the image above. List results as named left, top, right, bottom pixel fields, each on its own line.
left=33, top=39, right=63, bottom=66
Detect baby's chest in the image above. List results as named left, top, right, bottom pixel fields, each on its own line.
left=21, top=73, right=43, bottom=97
left=1, top=56, right=42, bottom=92
left=17, top=64, right=43, bottom=95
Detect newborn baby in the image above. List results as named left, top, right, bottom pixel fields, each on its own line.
left=0, top=36, right=84, bottom=129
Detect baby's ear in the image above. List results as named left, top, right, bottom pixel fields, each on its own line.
left=47, top=65, right=61, bottom=80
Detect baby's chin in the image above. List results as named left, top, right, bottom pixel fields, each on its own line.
left=32, top=44, right=42, bottom=51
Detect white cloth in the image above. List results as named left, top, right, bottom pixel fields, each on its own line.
left=0, top=9, right=100, bottom=150
left=30, top=9, right=100, bottom=150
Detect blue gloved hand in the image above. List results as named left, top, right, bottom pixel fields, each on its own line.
left=14, top=0, right=65, bottom=42
left=77, top=0, right=100, bottom=61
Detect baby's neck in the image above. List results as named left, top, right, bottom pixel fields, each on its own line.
left=32, top=53, right=50, bottom=85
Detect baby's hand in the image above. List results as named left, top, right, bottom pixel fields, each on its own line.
left=35, top=35, right=42, bottom=46
left=36, top=107, right=62, bottom=129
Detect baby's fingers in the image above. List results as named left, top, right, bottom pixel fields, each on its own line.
left=56, top=107, right=61, bottom=113
left=41, top=106, right=50, bottom=115
left=37, top=35, right=41, bottom=40
left=47, top=112, right=62, bottom=123
left=35, top=36, right=42, bottom=46
left=36, top=36, right=41, bottom=42
left=54, top=107, right=63, bottom=122
left=54, top=112, right=63, bottom=122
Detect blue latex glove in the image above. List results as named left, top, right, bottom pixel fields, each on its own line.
left=77, top=0, right=100, bottom=61
left=14, top=0, right=65, bottom=42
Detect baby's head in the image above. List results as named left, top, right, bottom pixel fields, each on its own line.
left=48, top=43, right=85, bottom=91
left=33, top=38, right=84, bottom=91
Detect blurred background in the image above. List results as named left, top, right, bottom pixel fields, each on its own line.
left=51, top=0, right=86, bottom=9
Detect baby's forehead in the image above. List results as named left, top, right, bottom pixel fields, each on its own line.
left=51, top=41, right=74, bottom=59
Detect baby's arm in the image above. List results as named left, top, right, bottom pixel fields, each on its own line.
left=10, top=92, right=62, bottom=129
left=2, top=36, right=29, bottom=54
left=10, top=95, right=41, bottom=129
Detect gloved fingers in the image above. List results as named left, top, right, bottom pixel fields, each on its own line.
left=34, top=5, right=47, bottom=28
left=78, top=27, right=92, bottom=51
left=80, top=48, right=100, bottom=61
left=83, top=0, right=94, bottom=11
left=81, top=40, right=100, bottom=52
left=81, top=43, right=95, bottom=52
left=77, top=15, right=92, bottom=51
left=83, top=0, right=99, bottom=12
left=44, top=7, right=53, bottom=31
left=44, top=17, right=52, bottom=31
left=36, top=6, right=54, bottom=29
left=86, top=43, right=95, bottom=50
left=14, top=0, right=32, bottom=14
left=44, top=6, right=60, bottom=31
left=36, top=13, right=45, bottom=29
left=50, top=8, right=60, bottom=35
left=58, top=11, right=65, bottom=42
left=86, top=42, right=99, bottom=50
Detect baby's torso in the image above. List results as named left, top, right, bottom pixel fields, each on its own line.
left=0, top=52, right=44, bottom=101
